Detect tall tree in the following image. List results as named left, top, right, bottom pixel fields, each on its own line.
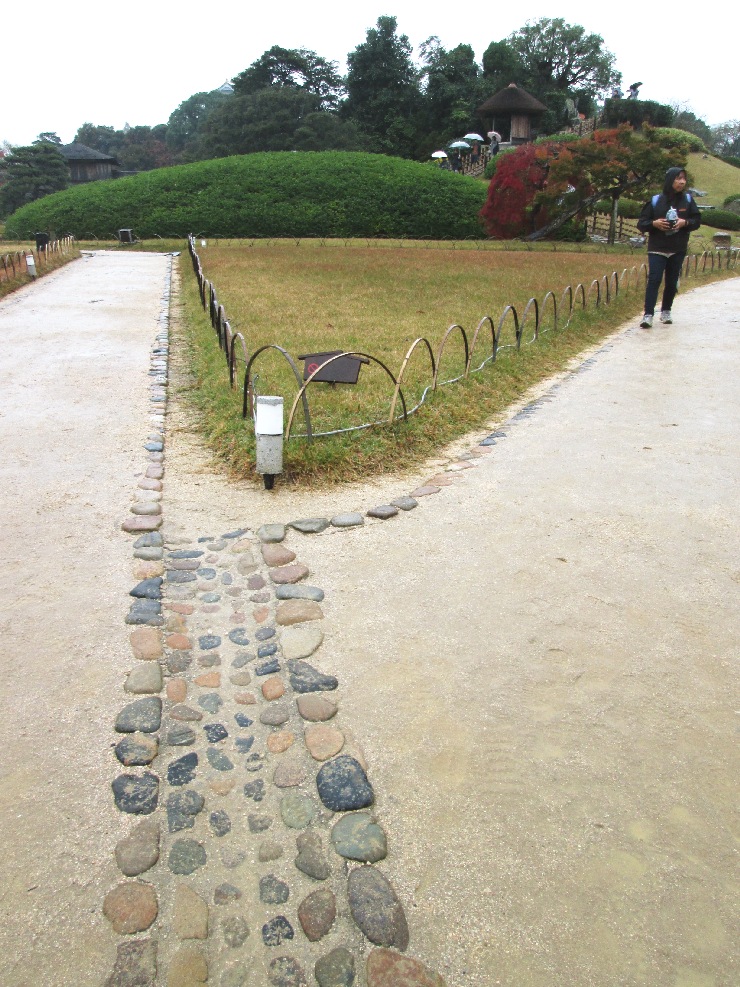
left=233, top=47, right=344, bottom=110
left=481, top=40, right=529, bottom=92
left=710, top=120, right=740, bottom=157
left=343, top=16, right=422, bottom=157
left=0, top=142, right=70, bottom=217
left=508, top=18, right=621, bottom=100
left=166, top=91, right=231, bottom=158
left=419, top=37, right=485, bottom=145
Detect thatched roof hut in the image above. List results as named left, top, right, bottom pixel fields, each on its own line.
left=477, top=83, right=547, bottom=144
left=59, top=143, right=119, bottom=183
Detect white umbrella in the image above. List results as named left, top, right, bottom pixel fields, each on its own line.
left=449, top=140, right=470, bottom=149
left=488, top=131, right=501, bottom=141
left=431, top=150, right=448, bottom=158
left=464, top=132, right=484, bottom=141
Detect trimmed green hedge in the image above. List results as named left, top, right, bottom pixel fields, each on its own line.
left=698, top=208, right=740, bottom=231
left=4, top=151, right=489, bottom=240
left=652, top=128, right=706, bottom=153
left=593, top=197, right=643, bottom=218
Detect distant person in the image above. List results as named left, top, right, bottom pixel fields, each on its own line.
left=451, top=151, right=462, bottom=173
left=636, top=167, right=701, bottom=328
left=488, top=131, right=500, bottom=156
left=471, top=141, right=480, bottom=166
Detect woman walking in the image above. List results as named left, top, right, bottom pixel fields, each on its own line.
left=637, top=167, right=701, bottom=327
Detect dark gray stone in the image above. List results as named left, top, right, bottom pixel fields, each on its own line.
left=268, top=956, right=307, bottom=987
left=229, top=628, right=250, bottom=646
left=197, top=693, right=223, bottom=714
left=330, top=513, right=364, bottom=528
left=234, top=736, right=254, bottom=753
left=114, top=734, right=158, bottom=766
left=206, top=747, right=234, bottom=771
left=248, top=814, right=273, bottom=833
left=167, top=752, right=198, bottom=786
left=346, top=867, right=409, bottom=950
left=258, top=643, right=278, bottom=659
left=331, top=812, right=387, bottom=862
left=231, top=651, right=254, bottom=669
left=234, top=712, right=254, bottom=728
left=167, top=570, right=197, bottom=584
left=135, top=533, right=163, bottom=548
left=275, top=585, right=325, bottom=603
left=197, top=568, right=217, bottom=580
left=280, top=792, right=316, bottom=829
left=243, top=780, right=265, bottom=803
left=314, top=947, right=356, bottom=987
left=112, top=773, right=159, bottom=815
left=125, top=601, right=164, bottom=626
left=222, top=528, right=248, bottom=539
left=316, top=756, right=374, bottom=812
left=210, top=810, right=231, bottom=837
left=104, top=938, right=157, bottom=987
left=198, top=634, right=221, bottom=650
left=204, top=723, right=228, bottom=743
left=294, top=831, right=331, bottom=881
left=244, top=752, right=266, bottom=771
left=168, top=549, right=203, bottom=559
left=256, top=658, right=280, bottom=676
left=257, top=523, right=285, bottom=543
left=167, top=789, right=205, bottom=832
left=288, top=518, right=330, bottom=534
left=389, top=496, right=417, bottom=511
left=255, top=627, right=276, bottom=641
left=260, top=874, right=289, bottom=905
left=287, top=661, right=337, bottom=694
left=200, top=592, right=221, bottom=603
left=129, top=578, right=163, bottom=600
left=167, top=654, right=192, bottom=675
left=366, top=505, right=399, bottom=520
left=168, top=839, right=206, bottom=875
left=165, top=724, right=196, bottom=746
left=261, top=915, right=294, bottom=946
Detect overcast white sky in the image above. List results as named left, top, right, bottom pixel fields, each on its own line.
left=2, top=1, right=736, bottom=148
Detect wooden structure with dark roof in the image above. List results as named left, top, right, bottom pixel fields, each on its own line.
left=59, top=143, right=119, bottom=183
left=477, top=83, right=548, bottom=144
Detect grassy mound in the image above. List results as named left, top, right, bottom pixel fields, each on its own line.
left=4, top=152, right=488, bottom=240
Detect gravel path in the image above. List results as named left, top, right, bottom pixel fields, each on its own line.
left=1, top=253, right=737, bottom=987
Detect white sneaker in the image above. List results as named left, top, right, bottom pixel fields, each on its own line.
left=640, top=314, right=653, bottom=328
left=660, top=311, right=673, bottom=324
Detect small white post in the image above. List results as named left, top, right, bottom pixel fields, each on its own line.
left=254, top=396, right=283, bottom=490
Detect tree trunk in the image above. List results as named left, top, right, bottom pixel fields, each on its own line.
left=608, top=194, right=619, bottom=245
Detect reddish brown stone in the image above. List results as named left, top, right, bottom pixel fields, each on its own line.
left=209, top=778, right=235, bottom=796
left=426, top=475, right=455, bottom=487
left=253, top=606, right=270, bottom=623
left=296, top=695, right=338, bottom=722
left=165, top=613, right=187, bottom=633
left=122, top=515, right=162, bottom=533
left=297, top=888, right=336, bottom=942
left=166, top=634, right=192, bottom=651
left=276, top=600, right=323, bottom=626
left=134, top=561, right=165, bottom=580
left=234, top=692, right=257, bottom=705
left=304, top=724, right=344, bottom=761
left=165, top=603, right=195, bottom=615
left=201, top=604, right=220, bottom=614
left=261, top=543, right=296, bottom=566
left=267, top=730, right=295, bottom=753
left=409, top=486, right=440, bottom=498
left=230, top=612, right=246, bottom=623
left=130, top=627, right=162, bottom=661
left=167, top=678, right=187, bottom=702
left=103, top=881, right=158, bottom=934
left=262, top=677, right=285, bottom=701
left=269, top=563, right=309, bottom=585
left=194, top=671, right=220, bottom=688
left=367, top=950, right=447, bottom=987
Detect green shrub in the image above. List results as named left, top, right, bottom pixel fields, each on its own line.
left=723, top=193, right=740, bottom=206
left=719, top=155, right=740, bottom=169
left=4, top=151, right=489, bottom=240
left=602, top=98, right=674, bottom=128
left=484, top=145, right=517, bottom=181
left=698, top=208, right=740, bottom=230
left=652, top=128, right=706, bottom=153
left=593, top=197, right=643, bottom=218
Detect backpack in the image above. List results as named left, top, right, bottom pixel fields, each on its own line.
left=652, top=192, right=692, bottom=208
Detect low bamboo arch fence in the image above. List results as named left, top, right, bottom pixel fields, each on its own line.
left=187, top=235, right=738, bottom=442
left=0, top=236, right=77, bottom=285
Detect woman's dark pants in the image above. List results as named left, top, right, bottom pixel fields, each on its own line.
left=644, top=252, right=685, bottom=315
